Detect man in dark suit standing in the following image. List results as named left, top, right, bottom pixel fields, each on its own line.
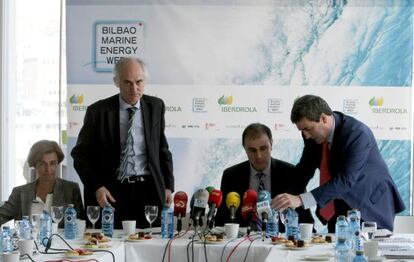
left=274, top=95, right=405, bottom=232
left=215, top=123, right=314, bottom=230
left=71, top=57, right=174, bottom=228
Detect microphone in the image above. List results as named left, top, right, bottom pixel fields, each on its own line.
left=205, top=186, right=215, bottom=194
left=190, top=189, right=209, bottom=228
left=173, top=191, right=188, bottom=232
left=225, top=192, right=241, bottom=223
left=256, top=190, right=272, bottom=240
left=241, top=189, right=257, bottom=235
left=206, top=189, right=223, bottom=228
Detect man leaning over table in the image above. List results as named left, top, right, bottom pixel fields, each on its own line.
left=273, top=94, right=405, bottom=232
left=71, top=57, right=174, bottom=229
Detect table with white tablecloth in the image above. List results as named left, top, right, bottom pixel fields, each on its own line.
left=125, top=232, right=273, bottom=262
left=26, top=235, right=125, bottom=262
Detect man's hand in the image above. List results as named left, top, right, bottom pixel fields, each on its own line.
left=96, top=186, right=116, bottom=207
left=165, top=189, right=172, bottom=206
left=272, top=193, right=303, bottom=211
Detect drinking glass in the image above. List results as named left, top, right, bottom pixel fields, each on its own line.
left=362, top=221, right=377, bottom=240
left=51, top=206, right=64, bottom=224
left=87, top=206, right=100, bottom=230
left=30, top=214, right=41, bottom=244
left=144, top=205, right=158, bottom=236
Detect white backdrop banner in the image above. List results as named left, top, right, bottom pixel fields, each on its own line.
left=66, top=0, right=413, bottom=217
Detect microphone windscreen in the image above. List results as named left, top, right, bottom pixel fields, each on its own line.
left=225, top=192, right=241, bottom=210
left=241, top=203, right=256, bottom=220
left=205, top=186, right=215, bottom=194
left=257, top=190, right=271, bottom=202
left=243, top=189, right=257, bottom=205
left=173, top=191, right=188, bottom=217
left=208, top=189, right=223, bottom=208
left=193, top=189, right=209, bottom=208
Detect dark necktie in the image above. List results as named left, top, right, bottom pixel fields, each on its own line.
left=318, top=142, right=335, bottom=221
left=117, top=107, right=137, bottom=180
left=257, top=172, right=265, bottom=192
left=256, top=172, right=265, bottom=231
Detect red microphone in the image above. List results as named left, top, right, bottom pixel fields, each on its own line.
left=241, top=189, right=257, bottom=235
left=206, top=189, right=223, bottom=228
left=173, top=191, right=188, bottom=232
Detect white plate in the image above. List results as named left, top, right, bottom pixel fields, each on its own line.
left=81, top=244, right=112, bottom=250
left=284, top=245, right=309, bottom=250
left=64, top=254, right=94, bottom=259
left=301, top=254, right=333, bottom=261
left=199, top=240, right=226, bottom=245
left=125, top=237, right=153, bottom=242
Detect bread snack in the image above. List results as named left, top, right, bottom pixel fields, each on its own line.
left=271, top=236, right=289, bottom=244
left=65, top=249, right=93, bottom=256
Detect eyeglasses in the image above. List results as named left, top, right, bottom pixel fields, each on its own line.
left=36, top=160, right=58, bottom=169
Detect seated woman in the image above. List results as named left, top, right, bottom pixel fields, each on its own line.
left=0, top=140, right=84, bottom=225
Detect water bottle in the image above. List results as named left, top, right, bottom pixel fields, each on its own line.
left=335, top=215, right=349, bottom=248
left=102, top=204, right=114, bottom=237
left=285, top=208, right=300, bottom=240
left=39, top=210, right=53, bottom=246
left=266, top=209, right=279, bottom=238
left=20, top=216, right=32, bottom=240
left=348, top=216, right=362, bottom=251
left=336, top=237, right=351, bottom=262
left=2, top=226, right=12, bottom=252
left=352, top=250, right=367, bottom=262
left=161, top=206, right=174, bottom=239
left=64, top=204, right=77, bottom=239
left=347, top=209, right=361, bottom=224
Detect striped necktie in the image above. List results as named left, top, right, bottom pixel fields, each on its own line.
left=117, top=107, right=137, bottom=180
left=256, top=173, right=265, bottom=231
left=318, top=142, right=335, bottom=221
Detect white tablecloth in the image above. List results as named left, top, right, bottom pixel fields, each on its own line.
left=125, top=232, right=272, bottom=262
left=28, top=233, right=125, bottom=262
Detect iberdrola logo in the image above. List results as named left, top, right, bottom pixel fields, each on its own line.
left=69, top=94, right=84, bottom=104
left=218, top=95, right=233, bottom=105
left=369, top=96, right=384, bottom=107
left=218, top=95, right=257, bottom=113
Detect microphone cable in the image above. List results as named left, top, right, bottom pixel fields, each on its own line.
left=225, top=236, right=249, bottom=262
left=19, top=253, right=35, bottom=262
left=219, top=235, right=240, bottom=262
left=38, top=233, right=115, bottom=262
left=242, top=233, right=261, bottom=262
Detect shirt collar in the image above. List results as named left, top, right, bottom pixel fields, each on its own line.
left=326, top=115, right=335, bottom=145
left=250, top=160, right=271, bottom=177
left=119, top=95, right=140, bottom=111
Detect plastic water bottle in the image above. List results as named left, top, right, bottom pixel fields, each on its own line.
left=335, top=215, right=350, bottom=248
left=39, top=211, right=52, bottom=246
left=161, top=206, right=174, bottom=239
left=2, top=226, right=12, bottom=252
left=285, top=208, right=300, bottom=240
left=102, top=204, right=114, bottom=237
left=352, top=250, right=367, bottom=262
left=266, top=209, right=279, bottom=238
left=348, top=216, right=362, bottom=251
left=64, top=204, right=77, bottom=239
left=336, top=237, right=351, bottom=262
left=20, top=216, right=32, bottom=240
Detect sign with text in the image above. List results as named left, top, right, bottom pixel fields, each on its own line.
left=93, top=21, right=144, bottom=72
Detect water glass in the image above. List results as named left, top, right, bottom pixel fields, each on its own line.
left=51, top=206, right=64, bottom=224
left=87, top=206, right=100, bottom=229
left=144, top=205, right=158, bottom=236
left=362, top=221, right=377, bottom=240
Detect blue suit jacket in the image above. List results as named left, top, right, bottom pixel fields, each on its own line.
left=296, top=112, right=405, bottom=231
